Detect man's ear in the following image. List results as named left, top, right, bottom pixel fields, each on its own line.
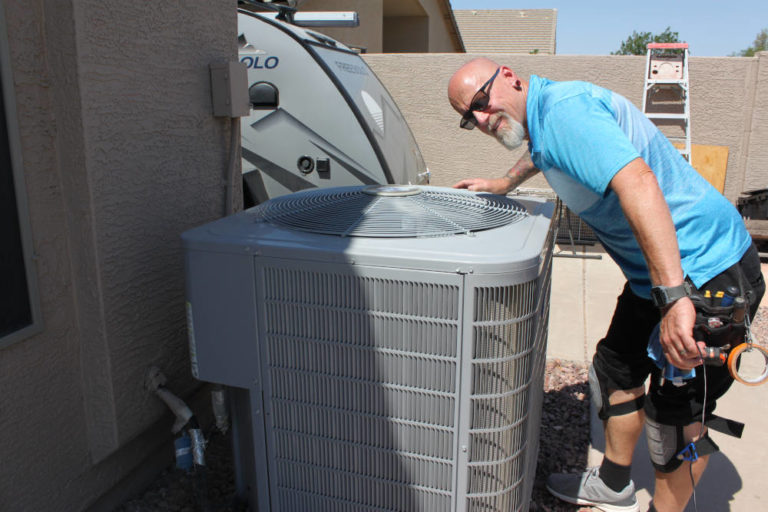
left=500, top=66, right=522, bottom=90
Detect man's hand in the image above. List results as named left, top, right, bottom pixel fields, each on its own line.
left=454, top=154, right=539, bottom=194
left=659, top=296, right=705, bottom=370
left=452, top=177, right=512, bottom=195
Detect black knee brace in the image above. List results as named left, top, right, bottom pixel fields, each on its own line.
left=589, top=363, right=645, bottom=421
left=645, top=416, right=720, bottom=473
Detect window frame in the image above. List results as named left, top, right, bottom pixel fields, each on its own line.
left=0, top=7, right=42, bottom=349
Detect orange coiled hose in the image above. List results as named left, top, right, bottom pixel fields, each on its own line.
left=726, top=343, right=768, bottom=386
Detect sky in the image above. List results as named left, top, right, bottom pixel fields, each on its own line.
left=449, top=0, right=767, bottom=57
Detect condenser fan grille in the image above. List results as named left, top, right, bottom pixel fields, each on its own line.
left=253, top=185, right=528, bottom=237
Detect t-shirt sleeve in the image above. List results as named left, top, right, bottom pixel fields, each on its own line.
left=540, top=94, right=640, bottom=195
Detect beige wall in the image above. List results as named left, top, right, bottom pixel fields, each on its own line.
left=1, top=1, right=234, bottom=510
left=743, top=51, right=768, bottom=192
left=364, top=52, right=768, bottom=201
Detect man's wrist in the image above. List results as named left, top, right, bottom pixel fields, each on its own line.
left=499, top=174, right=515, bottom=193
left=650, top=282, right=692, bottom=309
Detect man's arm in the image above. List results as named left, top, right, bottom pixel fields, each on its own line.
left=609, top=157, right=702, bottom=370
left=453, top=153, right=540, bottom=194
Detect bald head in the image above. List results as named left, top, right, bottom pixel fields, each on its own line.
left=446, top=58, right=529, bottom=147
left=447, top=58, right=500, bottom=114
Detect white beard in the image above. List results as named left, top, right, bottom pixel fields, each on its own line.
left=491, top=112, right=526, bottom=150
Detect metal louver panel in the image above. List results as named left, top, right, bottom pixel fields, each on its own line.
left=465, top=280, right=538, bottom=511
left=261, top=265, right=461, bottom=511
left=253, top=185, right=528, bottom=237
left=522, top=223, right=555, bottom=506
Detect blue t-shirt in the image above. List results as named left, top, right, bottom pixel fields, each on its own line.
left=526, top=75, right=751, bottom=298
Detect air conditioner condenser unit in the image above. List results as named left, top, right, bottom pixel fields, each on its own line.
left=182, top=185, right=556, bottom=512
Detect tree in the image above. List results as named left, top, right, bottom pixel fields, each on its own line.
left=732, top=28, right=768, bottom=57
left=611, top=27, right=680, bottom=55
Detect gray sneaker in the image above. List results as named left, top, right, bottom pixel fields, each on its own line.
left=546, top=467, right=640, bottom=512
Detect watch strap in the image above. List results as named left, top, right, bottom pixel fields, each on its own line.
left=651, top=282, right=692, bottom=308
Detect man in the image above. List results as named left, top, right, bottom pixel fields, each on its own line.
left=448, top=57, right=764, bottom=512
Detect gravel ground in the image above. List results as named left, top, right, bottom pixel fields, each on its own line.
left=116, top=428, right=248, bottom=512
left=118, top=295, right=768, bottom=512
left=531, top=360, right=592, bottom=512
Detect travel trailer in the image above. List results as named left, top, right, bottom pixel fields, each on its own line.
left=238, top=5, right=429, bottom=206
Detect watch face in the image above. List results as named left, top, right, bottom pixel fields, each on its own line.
left=651, top=287, right=667, bottom=307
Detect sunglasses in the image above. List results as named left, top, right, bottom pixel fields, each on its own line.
left=460, top=67, right=501, bottom=130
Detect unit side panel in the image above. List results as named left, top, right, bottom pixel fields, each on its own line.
left=522, top=218, right=555, bottom=505
left=253, top=259, right=463, bottom=511
left=457, top=265, right=549, bottom=512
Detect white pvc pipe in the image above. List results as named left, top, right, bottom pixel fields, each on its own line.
left=154, top=387, right=194, bottom=434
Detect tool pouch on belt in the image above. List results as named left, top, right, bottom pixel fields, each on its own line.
left=690, top=295, right=745, bottom=348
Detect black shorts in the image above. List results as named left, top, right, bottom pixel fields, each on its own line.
left=592, top=243, right=765, bottom=426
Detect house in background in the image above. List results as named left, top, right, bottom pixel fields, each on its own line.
left=454, top=9, right=558, bottom=55
left=296, top=0, right=464, bottom=52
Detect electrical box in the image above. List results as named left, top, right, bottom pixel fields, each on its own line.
left=210, top=61, right=250, bottom=118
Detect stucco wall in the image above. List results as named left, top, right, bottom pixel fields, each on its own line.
left=743, top=51, right=768, bottom=193
left=364, top=53, right=768, bottom=201
left=0, top=1, right=235, bottom=510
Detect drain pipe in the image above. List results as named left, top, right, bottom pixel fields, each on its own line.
left=145, top=367, right=210, bottom=512
left=149, top=377, right=192, bottom=434
left=145, top=367, right=194, bottom=433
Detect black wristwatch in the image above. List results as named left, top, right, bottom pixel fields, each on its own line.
left=650, top=282, right=692, bottom=308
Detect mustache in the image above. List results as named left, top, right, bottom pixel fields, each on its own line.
left=488, top=112, right=504, bottom=131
